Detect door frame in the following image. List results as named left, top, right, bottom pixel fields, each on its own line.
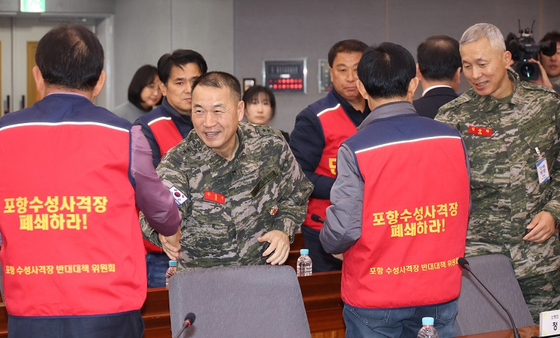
left=0, top=14, right=114, bottom=116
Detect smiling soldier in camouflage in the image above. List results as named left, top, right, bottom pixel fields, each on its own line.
left=142, top=71, right=312, bottom=270
left=437, top=23, right=560, bottom=321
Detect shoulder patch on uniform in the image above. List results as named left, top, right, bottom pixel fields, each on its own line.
left=256, top=124, right=277, bottom=136
left=518, top=116, right=554, bottom=135
left=242, top=122, right=283, bottom=141
left=251, top=168, right=280, bottom=197
left=169, top=186, right=188, bottom=206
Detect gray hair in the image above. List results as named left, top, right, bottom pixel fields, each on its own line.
left=460, top=23, right=506, bottom=52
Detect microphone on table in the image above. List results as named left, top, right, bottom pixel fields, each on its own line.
left=458, top=257, right=520, bottom=338
left=173, top=312, right=196, bottom=338
left=311, top=214, right=325, bottom=223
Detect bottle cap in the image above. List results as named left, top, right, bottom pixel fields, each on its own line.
left=169, top=260, right=177, bottom=267
left=422, top=317, right=434, bottom=326
left=300, top=249, right=309, bottom=255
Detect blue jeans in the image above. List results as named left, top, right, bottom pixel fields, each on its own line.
left=343, top=300, right=458, bottom=338
left=146, top=251, right=169, bottom=288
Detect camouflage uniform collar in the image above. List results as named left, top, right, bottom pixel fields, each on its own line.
left=234, top=125, right=246, bottom=161
left=448, top=69, right=519, bottom=110
left=186, top=125, right=243, bottom=170
left=476, top=68, right=518, bottom=106
left=186, top=123, right=277, bottom=175
left=508, top=68, right=528, bottom=106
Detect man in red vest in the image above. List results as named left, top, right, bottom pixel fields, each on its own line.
left=320, top=42, right=470, bottom=337
left=135, top=49, right=207, bottom=287
left=290, top=39, right=370, bottom=272
left=0, top=24, right=181, bottom=337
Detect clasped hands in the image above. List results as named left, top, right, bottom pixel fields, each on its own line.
left=159, top=230, right=181, bottom=260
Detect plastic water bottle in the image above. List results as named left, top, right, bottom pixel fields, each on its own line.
left=296, top=249, right=312, bottom=277
left=165, top=260, right=177, bottom=288
left=417, top=317, right=439, bottom=338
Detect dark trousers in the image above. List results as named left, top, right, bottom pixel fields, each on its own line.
left=301, top=225, right=342, bottom=272
left=8, top=310, right=144, bottom=338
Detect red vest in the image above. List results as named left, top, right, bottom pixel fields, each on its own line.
left=144, top=116, right=184, bottom=252
left=342, top=136, right=470, bottom=308
left=149, top=116, right=184, bottom=157
left=0, top=122, right=146, bottom=316
left=305, top=105, right=357, bottom=230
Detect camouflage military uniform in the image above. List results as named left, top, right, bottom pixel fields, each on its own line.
left=438, top=69, right=560, bottom=321
left=142, top=122, right=313, bottom=270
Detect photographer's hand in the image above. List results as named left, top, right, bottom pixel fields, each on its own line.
left=528, top=58, right=553, bottom=89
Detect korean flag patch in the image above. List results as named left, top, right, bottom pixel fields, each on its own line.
left=169, top=186, right=188, bottom=206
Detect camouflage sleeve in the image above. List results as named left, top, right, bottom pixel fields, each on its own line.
left=141, top=143, right=190, bottom=246
left=541, top=96, right=560, bottom=225
left=272, top=138, right=313, bottom=237
left=140, top=211, right=161, bottom=247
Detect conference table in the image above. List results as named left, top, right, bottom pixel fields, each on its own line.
left=0, top=270, right=346, bottom=338
left=456, top=325, right=540, bottom=338
left=0, top=233, right=544, bottom=337
left=0, top=285, right=542, bottom=338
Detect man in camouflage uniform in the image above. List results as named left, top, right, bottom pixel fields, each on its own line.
left=142, top=71, right=313, bottom=269
left=438, top=23, right=560, bottom=321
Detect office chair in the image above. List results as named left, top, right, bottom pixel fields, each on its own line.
left=168, top=264, right=311, bottom=338
left=455, top=254, right=535, bottom=336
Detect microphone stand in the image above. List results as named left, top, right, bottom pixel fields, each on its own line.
left=459, top=258, right=520, bottom=338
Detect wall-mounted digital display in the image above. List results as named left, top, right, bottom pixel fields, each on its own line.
left=263, top=59, right=307, bottom=93
left=318, top=59, right=332, bottom=94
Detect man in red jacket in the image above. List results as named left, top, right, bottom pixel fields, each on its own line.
left=320, top=42, right=470, bottom=337
left=0, top=24, right=180, bottom=338
left=290, top=39, right=370, bottom=272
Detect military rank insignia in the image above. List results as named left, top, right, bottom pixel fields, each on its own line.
left=204, top=190, right=225, bottom=204
left=269, top=205, right=278, bottom=215
left=468, top=125, right=493, bottom=136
